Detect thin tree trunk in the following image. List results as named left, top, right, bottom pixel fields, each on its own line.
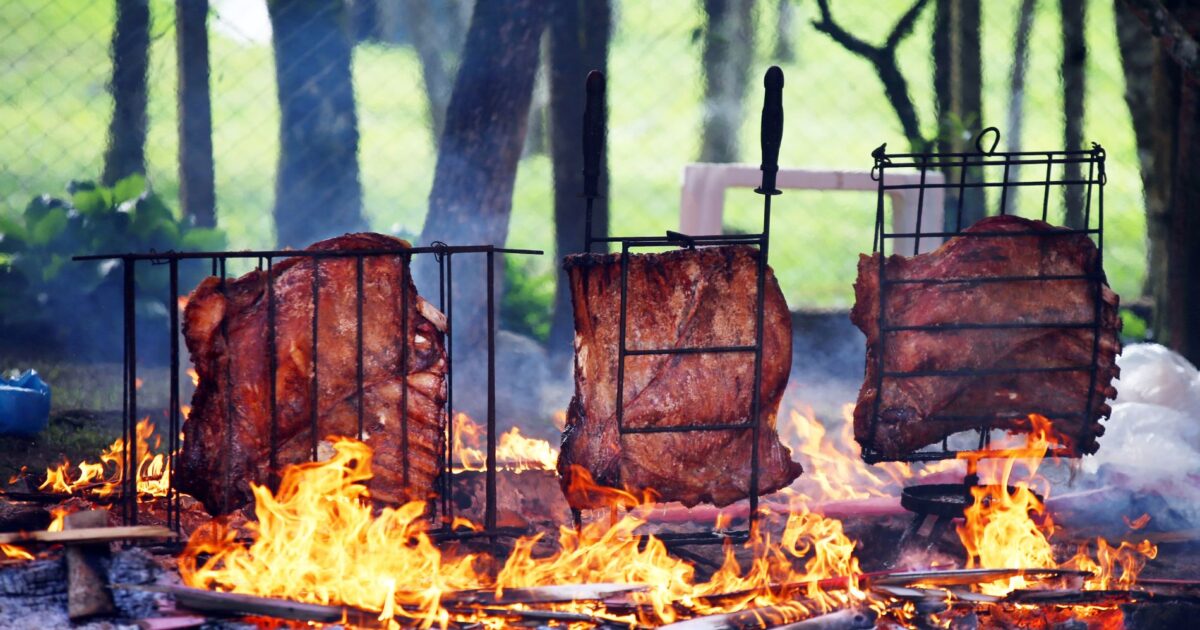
left=958, top=0, right=985, bottom=226
left=774, top=0, right=796, bottom=62
left=415, top=0, right=548, bottom=415
left=933, top=0, right=985, bottom=229
left=397, top=0, right=470, bottom=141
left=176, top=0, right=215, bottom=228
left=1061, top=0, right=1087, bottom=229
left=547, top=0, right=612, bottom=361
left=1004, top=0, right=1037, bottom=215
left=102, top=0, right=150, bottom=186
left=1115, top=0, right=1158, bottom=297
left=267, top=0, right=365, bottom=247
left=1146, top=0, right=1200, bottom=364
left=700, top=0, right=756, bottom=163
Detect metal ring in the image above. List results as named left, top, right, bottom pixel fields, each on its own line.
left=430, top=240, right=449, bottom=262
left=975, top=127, right=1001, bottom=155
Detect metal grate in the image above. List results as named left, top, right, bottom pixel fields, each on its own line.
left=574, top=67, right=786, bottom=546
left=860, top=127, right=1108, bottom=464
left=74, top=242, right=540, bottom=542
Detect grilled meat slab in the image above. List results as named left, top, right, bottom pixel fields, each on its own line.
left=558, top=246, right=802, bottom=509
left=181, top=233, right=447, bottom=514
left=851, top=215, right=1121, bottom=458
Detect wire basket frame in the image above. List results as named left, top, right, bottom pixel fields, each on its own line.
left=573, top=68, right=786, bottom=547
left=72, top=243, right=540, bottom=544
left=861, top=127, right=1108, bottom=464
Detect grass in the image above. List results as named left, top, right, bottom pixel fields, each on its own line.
left=0, top=0, right=1146, bottom=312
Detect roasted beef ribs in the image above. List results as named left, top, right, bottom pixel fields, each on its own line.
left=558, top=246, right=802, bottom=509
left=851, top=215, right=1121, bottom=458
left=181, top=233, right=448, bottom=514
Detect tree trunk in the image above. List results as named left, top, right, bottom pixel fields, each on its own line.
left=1061, top=0, right=1087, bottom=229
left=416, top=0, right=547, bottom=415
left=1004, top=0, right=1037, bottom=215
left=774, top=0, right=796, bottom=62
left=1147, top=1, right=1200, bottom=365
left=546, top=0, right=612, bottom=362
left=176, top=0, right=216, bottom=228
left=1115, top=0, right=1158, bottom=297
left=267, top=0, right=365, bottom=248
left=396, top=0, right=471, bottom=141
left=934, top=0, right=984, bottom=229
left=102, top=0, right=150, bottom=186
left=700, top=0, right=756, bottom=163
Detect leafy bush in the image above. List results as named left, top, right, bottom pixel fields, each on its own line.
left=501, top=255, right=554, bottom=343
left=0, top=175, right=224, bottom=360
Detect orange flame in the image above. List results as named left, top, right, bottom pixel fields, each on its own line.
left=782, top=404, right=958, bottom=502
left=180, top=437, right=872, bottom=627
left=0, top=544, right=33, bottom=561
left=38, top=418, right=172, bottom=501
left=187, top=368, right=199, bottom=387
left=452, top=413, right=558, bottom=472
left=956, top=414, right=1157, bottom=598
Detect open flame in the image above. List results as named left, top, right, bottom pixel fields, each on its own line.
left=452, top=413, right=558, bottom=472
left=782, top=404, right=959, bottom=502
left=180, top=437, right=873, bottom=628
left=955, top=413, right=1158, bottom=624
left=38, top=417, right=172, bottom=500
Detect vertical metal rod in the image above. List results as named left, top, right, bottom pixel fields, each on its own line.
left=912, top=157, right=928, bottom=255
left=485, top=249, right=497, bottom=533
left=615, top=242, right=630, bottom=433
left=1081, top=152, right=1105, bottom=449
left=1042, top=154, right=1053, bottom=221
left=168, top=258, right=180, bottom=532
left=869, top=167, right=888, bottom=450
left=123, top=259, right=137, bottom=525
left=747, top=194, right=771, bottom=529
left=997, top=162, right=1011, bottom=216
left=400, top=253, right=411, bottom=487
left=955, top=155, right=968, bottom=232
left=584, top=197, right=595, bottom=254
left=444, top=254, right=455, bottom=523
left=356, top=256, right=365, bottom=440
left=267, top=257, right=278, bottom=489
left=220, top=258, right=233, bottom=514
left=310, top=257, right=320, bottom=461
left=436, top=251, right=449, bottom=521
left=1083, top=156, right=1095, bottom=230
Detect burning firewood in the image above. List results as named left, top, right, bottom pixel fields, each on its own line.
left=64, top=509, right=114, bottom=620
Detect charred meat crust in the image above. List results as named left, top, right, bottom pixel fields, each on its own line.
left=851, top=215, right=1121, bottom=458
left=180, top=233, right=448, bottom=514
left=558, top=245, right=803, bottom=509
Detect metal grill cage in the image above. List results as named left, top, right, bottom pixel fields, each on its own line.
left=861, top=127, right=1108, bottom=464
left=71, top=242, right=540, bottom=542
left=574, top=68, right=786, bottom=548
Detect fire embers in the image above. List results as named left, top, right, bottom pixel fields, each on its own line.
left=179, top=233, right=448, bottom=515
left=559, top=246, right=802, bottom=509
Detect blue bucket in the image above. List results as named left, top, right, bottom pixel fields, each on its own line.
left=0, top=370, right=51, bottom=436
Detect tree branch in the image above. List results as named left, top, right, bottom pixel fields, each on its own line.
left=1121, top=0, right=1200, bottom=79
left=811, top=0, right=880, bottom=60
left=811, top=0, right=931, bottom=150
left=886, top=0, right=933, bottom=51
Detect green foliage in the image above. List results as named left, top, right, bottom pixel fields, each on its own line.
left=501, top=255, right=554, bottom=343
left=1119, top=308, right=1149, bottom=343
left=0, top=175, right=224, bottom=358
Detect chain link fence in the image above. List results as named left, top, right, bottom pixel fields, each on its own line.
left=0, top=0, right=1145, bottom=315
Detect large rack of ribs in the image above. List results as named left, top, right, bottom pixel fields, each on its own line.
left=851, top=215, right=1121, bottom=459
left=180, top=233, right=448, bottom=514
left=558, top=246, right=803, bottom=509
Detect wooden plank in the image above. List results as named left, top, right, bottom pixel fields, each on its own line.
left=114, top=583, right=380, bottom=627
left=442, top=582, right=646, bottom=605
left=65, top=510, right=115, bottom=620
left=0, top=525, right=175, bottom=546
